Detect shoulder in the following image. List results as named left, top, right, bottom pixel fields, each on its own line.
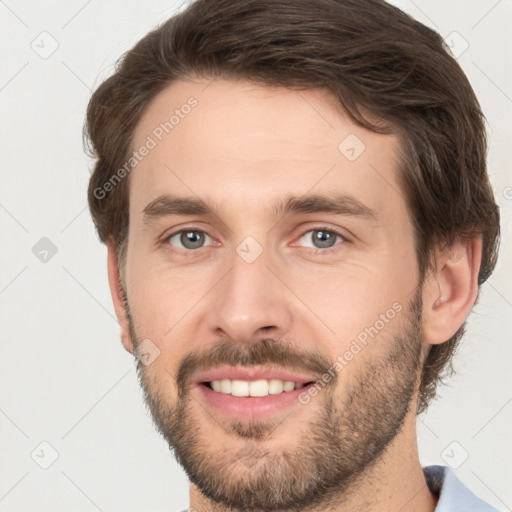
left=424, top=465, right=501, bottom=512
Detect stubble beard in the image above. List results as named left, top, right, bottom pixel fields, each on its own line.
left=129, top=294, right=423, bottom=511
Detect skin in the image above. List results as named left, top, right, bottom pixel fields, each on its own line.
left=106, top=79, right=482, bottom=511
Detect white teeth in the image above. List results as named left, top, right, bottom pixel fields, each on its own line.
left=231, top=380, right=250, bottom=397
left=209, top=378, right=305, bottom=397
left=268, top=379, right=284, bottom=395
left=249, top=379, right=269, bottom=397
left=283, top=381, right=295, bottom=392
left=220, top=379, right=232, bottom=394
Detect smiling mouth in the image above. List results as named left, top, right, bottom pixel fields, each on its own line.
left=201, top=379, right=316, bottom=397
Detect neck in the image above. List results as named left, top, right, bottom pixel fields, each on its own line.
left=188, top=408, right=438, bottom=512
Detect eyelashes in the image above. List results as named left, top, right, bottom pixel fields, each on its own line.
left=161, top=225, right=350, bottom=257
left=293, top=228, right=346, bottom=253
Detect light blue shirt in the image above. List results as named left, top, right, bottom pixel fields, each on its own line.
left=180, top=465, right=499, bottom=511
left=425, top=465, right=500, bottom=511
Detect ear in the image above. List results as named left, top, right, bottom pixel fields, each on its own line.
left=422, top=236, right=482, bottom=346
left=106, top=238, right=134, bottom=354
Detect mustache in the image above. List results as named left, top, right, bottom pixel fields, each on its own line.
left=174, top=337, right=335, bottom=396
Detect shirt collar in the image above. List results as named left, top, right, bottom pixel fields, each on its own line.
left=424, top=465, right=499, bottom=512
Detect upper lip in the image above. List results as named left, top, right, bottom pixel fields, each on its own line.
left=192, top=365, right=319, bottom=385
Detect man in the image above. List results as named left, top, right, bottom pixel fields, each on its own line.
left=85, top=0, right=500, bottom=510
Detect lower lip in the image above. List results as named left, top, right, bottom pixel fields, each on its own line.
left=195, top=383, right=314, bottom=421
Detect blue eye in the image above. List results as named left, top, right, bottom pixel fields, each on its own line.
left=298, top=229, right=344, bottom=249
left=168, top=230, right=212, bottom=250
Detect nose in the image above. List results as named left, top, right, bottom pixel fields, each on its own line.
left=205, top=247, right=293, bottom=343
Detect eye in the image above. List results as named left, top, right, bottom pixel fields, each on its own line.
left=167, top=230, right=213, bottom=250
left=298, top=228, right=345, bottom=249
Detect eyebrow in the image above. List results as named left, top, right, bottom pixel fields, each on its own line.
left=276, top=193, right=377, bottom=219
left=142, top=192, right=377, bottom=225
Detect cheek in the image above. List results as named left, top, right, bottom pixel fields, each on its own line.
left=291, top=265, right=408, bottom=336
left=287, top=253, right=417, bottom=374
left=125, top=252, right=220, bottom=371
left=126, top=273, right=192, bottom=394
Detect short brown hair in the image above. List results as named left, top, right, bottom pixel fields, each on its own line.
left=85, top=0, right=500, bottom=413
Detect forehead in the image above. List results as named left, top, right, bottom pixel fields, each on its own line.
left=129, top=79, right=403, bottom=218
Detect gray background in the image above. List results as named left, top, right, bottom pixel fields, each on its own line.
left=0, top=0, right=510, bottom=510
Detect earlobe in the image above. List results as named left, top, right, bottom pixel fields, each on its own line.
left=106, top=239, right=134, bottom=354
left=422, top=236, right=482, bottom=346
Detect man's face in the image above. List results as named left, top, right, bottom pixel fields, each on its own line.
left=122, top=79, right=424, bottom=509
